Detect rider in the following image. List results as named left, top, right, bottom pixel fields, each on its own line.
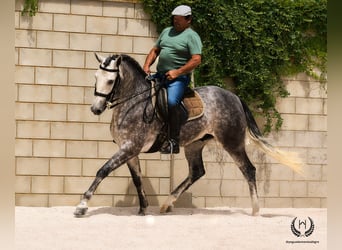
left=143, top=5, right=203, bottom=154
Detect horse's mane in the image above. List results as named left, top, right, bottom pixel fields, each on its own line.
left=119, top=54, right=147, bottom=78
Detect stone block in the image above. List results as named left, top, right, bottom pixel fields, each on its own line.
left=145, top=160, right=170, bottom=178
left=15, top=139, right=33, bottom=157
left=281, top=114, right=308, bottom=131
left=18, top=84, right=51, bottom=103
left=118, top=18, right=149, bottom=37
left=98, top=141, right=120, bottom=158
left=36, top=67, right=68, bottom=85
left=50, top=122, right=83, bottom=140
left=16, top=121, right=50, bottom=139
left=16, top=194, right=48, bottom=206
left=31, top=176, right=64, bottom=193
left=102, top=35, right=133, bottom=53
left=307, top=148, right=327, bottom=165
left=15, top=102, right=34, bottom=120
left=133, top=37, right=156, bottom=54
left=264, top=197, right=293, bottom=208
left=38, top=0, right=71, bottom=14
left=66, top=140, right=98, bottom=158
left=20, top=48, right=52, bottom=67
left=87, top=195, right=114, bottom=207
left=257, top=180, right=280, bottom=197
left=33, top=140, right=66, bottom=157
left=15, top=29, right=36, bottom=47
left=159, top=178, right=170, bottom=195
left=295, top=131, right=327, bottom=148
left=276, top=97, right=295, bottom=114
left=54, top=14, right=85, bottom=32
left=308, top=181, right=327, bottom=197
left=64, top=177, right=94, bottom=193
left=308, top=81, right=327, bottom=98
left=86, top=16, right=118, bottom=34
left=68, top=69, right=95, bottom=87
left=50, top=158, right=82, bottom=176
left=279, top=181, right=307, bottom=197
left=141, top=177, right=159, bottom=195
left=53, top=50, right=85, bottom=68
left=97, top=177, right=129, bottom=195
left=294, top=164, right=322, bottom=181
left=15, top=176, right=31, bottom=193
left=70, top=33, right=101, bottom=51
left=71, top=0, right=102, bottom=15
left=83, top=123, right=112, bottom=140
left=190, top=179, right=221, bottom=197
left=221, top=180, right=250, bottom=197
left=48, top=195, right=81, bottom=206
left=293, top=198, right=321, bottom=208
left=15, top=66, right=35, bottom=84
left=37, top=31, right=69, bottom=49
left=16, top=157, right=49, bottom=176
left=52, top=86, right=85, bottom=104
left=296, top=98, right=324, bottom=114
left=309, top=115, right=327, bottom=131
left=82, top=158, right=108, bottom=176
left=34, top=103, right=67, bottom=121
left=20, top=13, right=53, bottom=30
left=67, top=104, right=98, bottom=122
left=103, top=1, right=135, bottom=18
left=267, top=130, right=295, bottom=147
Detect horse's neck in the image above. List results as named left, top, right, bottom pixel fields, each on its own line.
left=117, top=71, right=149, bottom=106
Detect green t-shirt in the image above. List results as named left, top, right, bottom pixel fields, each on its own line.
left=155, top=27, right=202, bottom=74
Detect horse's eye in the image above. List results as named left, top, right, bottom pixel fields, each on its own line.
left=108, top=80, right=114, bottom=85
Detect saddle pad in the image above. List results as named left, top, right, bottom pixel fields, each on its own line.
left=183, top=90, right=204, bottom=121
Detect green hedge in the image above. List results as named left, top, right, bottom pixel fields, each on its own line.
left=142, top=0, right=327, bottom=133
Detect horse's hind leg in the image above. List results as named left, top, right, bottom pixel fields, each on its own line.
left=127, top=157, right=148, bottom=215
left=160, top=139, right=207, bottom=213
left=228, top=148, right=259, bottom=216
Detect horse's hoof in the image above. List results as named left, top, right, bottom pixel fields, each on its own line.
left=74, top=207, right=88, bottom=217
left=252, top=209, right=260, bottom=216
left=138, top=208, right=146, bottom=216
left=160, top=204, right=173, bottom=214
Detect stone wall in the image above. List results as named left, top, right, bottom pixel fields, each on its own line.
left=15, top=0, right=327, bottom=209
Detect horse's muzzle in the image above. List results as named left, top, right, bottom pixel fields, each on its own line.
left=90, top=105, right=104, bottom=115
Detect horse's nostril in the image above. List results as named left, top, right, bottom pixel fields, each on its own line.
left=90, top=106, right=102, bottom=115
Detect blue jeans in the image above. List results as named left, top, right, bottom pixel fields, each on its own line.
left=153, top=73, right=190, bottom=107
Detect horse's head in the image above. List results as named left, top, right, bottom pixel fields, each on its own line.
left=91, top=53, right=122, bottom=115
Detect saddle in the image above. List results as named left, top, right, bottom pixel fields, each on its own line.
left=155, top=84, right=205, bottom=122
left=145, top=78, right=205, bottom=153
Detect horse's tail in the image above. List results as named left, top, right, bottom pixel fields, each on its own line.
left=240, top=98, right=304, bottom=175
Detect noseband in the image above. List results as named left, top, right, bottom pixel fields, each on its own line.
left=94, top=60, right=121, bottom=108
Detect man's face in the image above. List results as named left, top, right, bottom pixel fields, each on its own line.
left=173, top=15, right=191, bottom=32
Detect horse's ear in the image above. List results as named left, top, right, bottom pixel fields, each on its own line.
left=95, top=53, right=105, bottom=63
left=116, top=55, right=122, bottom=66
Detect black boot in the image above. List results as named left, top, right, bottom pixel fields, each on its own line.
left=160, top=105, right=185, bottom=154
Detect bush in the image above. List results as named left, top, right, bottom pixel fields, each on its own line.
left=142, top=0, right=327, bottom=133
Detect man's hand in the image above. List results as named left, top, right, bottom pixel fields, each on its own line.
left=165, top=69, right=180, bottom=80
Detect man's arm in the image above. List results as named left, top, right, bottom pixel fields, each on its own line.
left=166, top=54, right=201, bottom=80
left=143, top=46, right=161, bottom=74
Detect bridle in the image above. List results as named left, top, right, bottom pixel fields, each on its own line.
left=94, top=60, right=121, bottom=109
left=93, top=56, right=163, bottom=123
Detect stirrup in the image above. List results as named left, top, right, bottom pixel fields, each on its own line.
left=160, top=139, right=179, bottom=154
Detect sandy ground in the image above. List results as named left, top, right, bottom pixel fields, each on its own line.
left=15, top=206, right=326, bottom=250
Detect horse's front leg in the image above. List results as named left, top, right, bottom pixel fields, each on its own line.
left=127, top=157, right=148, bottom=215
left=74, top=149, right=136, bottom=217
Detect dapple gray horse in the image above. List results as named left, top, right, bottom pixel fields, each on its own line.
left=74, top=54, right=302, bottom=217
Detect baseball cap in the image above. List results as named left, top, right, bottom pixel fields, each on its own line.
left=171, top=5, right=192, bottom=16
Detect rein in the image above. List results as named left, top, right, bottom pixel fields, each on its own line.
left=95, top=61, right=163, bottom=123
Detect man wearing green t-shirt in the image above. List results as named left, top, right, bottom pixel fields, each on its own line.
left=143, top=5, right=203, bottom=154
